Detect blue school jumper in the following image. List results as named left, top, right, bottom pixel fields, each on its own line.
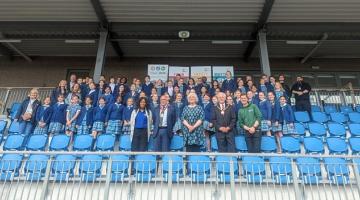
left=92, top=105, right=108, bottom=132
left=87, top=89, right=98, bottom=107
left=48, top=103, right=67, bottom=134
left=76, top=105, right=94, bottom=134
left=221, top=79, right=236, bottom=93
left=106, top=102, right=124, bottom=135
left=66, top=104, right=81, bottom=132
left=279, top=103, right=295, bottom=134
left=101, top=93, right=114, bottom=105
left=172, top=101, right=185, bottom=133
left=124, top=92, right=139, bottom=106
left=122, top=105, right=134, bottom=134
left=203, top=102, right=215, bottom=132
left=258, top=99, right=272, bottom=131
left=141, top=82, right=154, bottom=97
left=33, top=105, right=53, bottom=135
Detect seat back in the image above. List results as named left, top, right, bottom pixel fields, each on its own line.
left=4, top=134, right=25, bottom=150
left=328, top=123, right=346, bottom=137
left=294, top=111, right=310, bottom=123
left=73, top=134, right=93, bottom=151
left=26, top=134, right=48, bottom=151
left=281, top=136, right=301, bottom=153
left=308, top=123, right=327, bottom=137
left=119, top=135, right=131, bottom=151
left=50, top=134, right=70, bottom=151
left=261, top=136, right=277, bottom=153
left=311, top=112, right=328, bottom=123
left=303, top=137, right=324, bottom=154
left=95, top=134, right=115, bottom=151
left=170, top=135, right=184, bottom=151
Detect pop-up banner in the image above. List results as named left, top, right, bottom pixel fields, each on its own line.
left=147, top=64, right=169, bottom=82
left=212, top=66, right=234, bottom=83
left=190, top=66, right=212, bottom=83
left=168, top=66, right=190, bottom=82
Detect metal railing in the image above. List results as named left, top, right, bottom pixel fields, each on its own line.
left=0, top=151, right=359, bottom=200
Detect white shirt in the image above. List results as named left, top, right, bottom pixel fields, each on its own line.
left=25, top=99, right=35, bottom=114
left=160, top=106, right=168, bottom=127
left=167, top=87, right=173, bottom=96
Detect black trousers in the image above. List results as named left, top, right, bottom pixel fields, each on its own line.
left=131, top=128, right=148, bottom=152
left=244, top=130, right=262, bottom=153
left=186, top=145, right=201, bottom=152
left=295, top=100, right=312, bottom=116
left=216, top=131, right=236, bottom=153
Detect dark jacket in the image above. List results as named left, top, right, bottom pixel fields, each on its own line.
left=152, top=104, right=176, bottom=138
left=76, top=106, right=94, bottom=126
left=211, top=104, right=236, bottom=132
left=35, top=105, right=53, bottom=124
left=15, top=98, right=41, bottom=124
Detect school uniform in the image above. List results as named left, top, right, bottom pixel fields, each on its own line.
left=162, top=86, right=174, bottom=97
left=150, top=101, right=159, bottom=113
left=234, top=100, right=243, bottom=134
left=109, top=83, right=117, bottom=94
left=271, top=101, right=282, bottom=132
left=203, top=102, right=215, bottom=132
left=209, top=87, right=217, bottom=97
left=48, top=102, right=67, bottom=134
left=249, top=97, right=259, bottom=107
left=122, top=105, right=134, bottom=134
left=100, top=93, right=114, bottom=105
left=259, top=84, right=268, bottom=96
left=87, top=89, right=98, bottom=107
left=266, top=82, right=275, bottom=93
left=176, top=83, right=188, bottom=95
left=279, top=103, right=296, bottom=135
left=66, top=104, right=81, bottom=132
left=221, top=79, right=236, bottom=93
left=92, top=104, right=108, bottom=132
left=50, top=88, right=68, bottom=105
left=237, top=86, right=248, bottom=94
left=130, top=109, right=153, bottom=151
left=105, top=102, right=124, bottom=135
left=274, top=90, right=288, bottom=101
left=33, top=105, right=53, bottom=135
left=141, top=82, right=154, bottom=97
left=258, top=99, right=272, bottom=132
left=76, top=105, right=94, bottom=134
left=124, top=92, right=139, bottom=105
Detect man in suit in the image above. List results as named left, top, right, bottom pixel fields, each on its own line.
left=153, top=95, right=176, bottom=152
left=212, top=92, right=236, bottom=152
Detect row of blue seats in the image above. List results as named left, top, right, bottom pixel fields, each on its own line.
left=309, top=104, right=360, bottom=114
left=295, top=111, right=360, bottom=124
left=294, top=122, right=360, bottom=138
left=1, top=153, right=358, bottom=185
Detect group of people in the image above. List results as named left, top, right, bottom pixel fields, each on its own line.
left=14, top=71, right=312, bottom=153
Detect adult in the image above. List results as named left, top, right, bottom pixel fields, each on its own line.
left=130, top=97, right=153, bottom=151
left=279, top=74, right=291, bottom=101
left=153, top=95, right=176, bottom=152
left=211, top=92, right=236, bottom=152
left=15, top=88, right=41, bottom=136
left=68, top=74, right=77, bottom=90
left=50, top=80, right=68, bottom=105
left=221, top=71, right=236, bottom=93
left=141, top=75, right=154, bottom=97
left=65, top=83, right=82, bottom=105
left=238, top=94, right=262, bottom=153
left=291, top=76, right=312, bottom=115
left=181, top=92, right=205, bottom=152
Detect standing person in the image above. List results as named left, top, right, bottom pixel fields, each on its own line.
left=258, top=92, right=272, bottom=136
left=130, top=97, right=153, bottom=152
left=124, top=84, right=139, bottom=104
left=274, top=82, right=288, bottom=101
left=48, top=94, right=67, bottom=135
left=152, top=95, right=176, bottom=152
left=172, top=93, right=185, bottom=134
left=108, top=77, right=117, bottom=94
left=91, top=97, right=108, bottom=138
left=247, top=91, right=259, bottom=106
left=105, top=96, right=124, bottom=135
left=202, top=93, right=215, bottom=152
left=238, top=94, right=262, bottom=153
left=291, top=76, right=312, bottom=115
left=122, top=98, right=134, bottom=135
left=100, top=86, right=114, bottom=105
left=86, top=82, right=98, bottom=107
left=51, top=80, right=68, bottom=105
left=141, top=75, right=154, bottom=97
left=162, top=80, right=174, bottom=98
left=65, top=83, right=82, bottom=105
left=212, top=92, right=236, bottom=153
left=76, top=97, right=94, bottom=135
left=181, top=93, right=205, bottom=152
left=65, top=95, right=81, bottom=136
left=221, top=71, right=236, bottom=93
left=150, top=95, right=159, bottom=111
left=237, top=79, right=247, bottom=94
left=15, top=88, right=41, bottom=136
left=209, top=80, right=220, bottom=97
left=176, top=78, right=187, bottom=95
left=33, top=96, right=53, bottom=135
left=279, top=74, right=291, bottom=98
left=68, top=74, right=77, bottom=90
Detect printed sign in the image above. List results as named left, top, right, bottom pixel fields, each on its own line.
left=190, top=66, right=212, bottom=83
left=212, top=66, right=234, bottom=83
left=147, top=64, right=169, bottom=81
left=168, top=66, right=190, bottom=82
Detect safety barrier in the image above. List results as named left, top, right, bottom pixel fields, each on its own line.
left=0, top=151, right=359, bottom=200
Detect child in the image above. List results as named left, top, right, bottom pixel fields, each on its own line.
left=268, top=91, right=281, bottom=135
left=172, top=93, right=185, bottom=134
left=274, top=82, right=287, bottom=101
left=101, top=86, right=114, bottom=105
left=122, top=98, right=134, bottom=135
left=65, top=95, right=81, bottom=136
left=105, top=96, right=124, bottom=135
left=87, top=82, right=98, bottom=107
left=150, top=94, right=159, bottom=111
left=76, top=97, right=94, bottom=135
left=202, top=93, right=214, bottom=152
left=92, top=97, right=108, bottom=138
left=33, top=96, right=53, bottom=135
left=258, top=92, right=272, bottom=136
left=48, top=94, right=67, bottom=135
left=124, top=84, right=139, bottom=105
left=279, top=96, right=296, bottom=136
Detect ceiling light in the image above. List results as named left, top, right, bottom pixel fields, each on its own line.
left=65, top=40, right=95, bottom=44
left=211, top=40, right=243, bottom=44
left=138, top=40, right=169, bottom=44
left=0, top=39, right=22, bottom=43
left=286, top=40, right=318, bottom=45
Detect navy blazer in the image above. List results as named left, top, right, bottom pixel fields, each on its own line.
left=106, top=103, right=124, bottom=122
left=15, top=98, right=41, bottom=124
left=124, top=92, right=139, bottom=105
left=221, top=79, right=236, bottom=93
left=202, top=102, right=213, bottom=121
left=153, top=105, right=176, bottom=138
left=141, top=82, right=154, bottom=97
left=279, top=104, right=295, bottom=124
left=35, top=106, right=53, bottom=124
left=86, top=89, right=99, bottom=107
left=50, top=88, right=68, bottom=105
left=258, top=100, right=272, bottom=121
left=50, top=103, right=67, bottom=124
left=76, top=106, right=94, bottom=126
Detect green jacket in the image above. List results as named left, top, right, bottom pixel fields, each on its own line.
left=238, top=103, right=262, bottom=128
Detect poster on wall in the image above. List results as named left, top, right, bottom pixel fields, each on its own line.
left=212, top=66, right=234, bottom=83
left=147, top=64, right=169, bottom=82
left=190, top=66, right=212, bottom=83
left=168, top=66, right=190, bottom=82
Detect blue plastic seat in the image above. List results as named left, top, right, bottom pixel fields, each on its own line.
left=0, top=120, right=7, bottom=134
left=52, top=155, right=76, bottom=181
left=25, top=154, right=49, bottom=181
left=348, top=112, right=360, bottom=123
left=311, top=112, right=328, bottom=124
left=215, top=156, right=238, bottom=183
left=303, top=137, right=324, bottom=154
left=280, top=136, right=301, bottom=153
left=119, top=134, right=131, bottom=151
left=162, top=155, right=183, bottom=182
left=73, top=134, right=93, bottom=151
left=3, top=134, right=25, bottom=150
left=326, top=137, right=348, bottom=155
left=0, top=154, right=23, bottom=181
left=187, top=155, right=211, bottom=183
left=324, top=158, right=349, bottom=184
left=294, top=111, right=310, bottom=123
left=79, top=155, right=103, bottom=182
left=311, top=105, right=321, bottom=112
left=328, top=123, right=346, bottom=137
left=296, top=157, right=321, bottom=184
left=8, top=121, right=20, bottom=134
left=26, top=134, right=48, bottom=151
left=235, top=135, right=247, bottom=152
left=356, top=105, right=360, bottom=113
left=261, top=136, right=277, bottom=153
left=340, top=105, right=353, bottom=114
left=170, top=135, right=184, bottom=151
left=349, top=137, right=360, bottom=154
left=294, top=123, right=305, bottom=137
left=8, top=103, right=21, bottom=120
left=269, top=157, right=292, bottom=184
left=111, top=155, right=129, bottom=182
left=242, top=156, right=265, bottom=184
left=134, top=155, right=157, bottom=182
left=95, top=134, right=115, bottom=151
left=49, top=134, right=70, bottom=151
left=308, top=122, right=327, bottom=137
left=211, top=135, right=218, bottom=152
left=349, top=123, right=360, bottom=137
left=330, top=112, right=347, bottom=124
left=324, top=105, right=338, bottom=114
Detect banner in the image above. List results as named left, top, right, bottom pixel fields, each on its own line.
left=212, top=66, right=234, bottom=83
left=168, top=66, right=190, bottom=82
left=190, top=66, right=212, bottom=83
left=147, top=64, right=169, bottom=81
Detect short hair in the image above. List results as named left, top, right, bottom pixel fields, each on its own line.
left=145, top=75, right=150, bottom=79
left=240, top=94, right=248, bottom=99
left=29, top=88, right=39, bottom=95
left=187, top=92, right=199, bottom=103
left=216, top=92, right=226, bottom=98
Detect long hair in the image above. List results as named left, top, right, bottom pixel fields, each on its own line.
left=136, top=97, right=150, bottom=111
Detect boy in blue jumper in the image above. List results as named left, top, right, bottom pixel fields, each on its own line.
left=76, top=97, right=94, bottom=134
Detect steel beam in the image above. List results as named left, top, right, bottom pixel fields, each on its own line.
left=0, top=33, right=31, bottom=62
left=93, top=31, right=108, bottom=83
left=258, top=31, right=271, bottom=76
left=300, top=33, right=329, bottom=64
